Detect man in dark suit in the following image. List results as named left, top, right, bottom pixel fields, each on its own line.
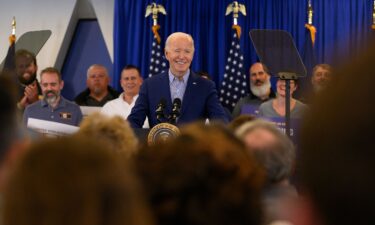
left=128, top=32, right=228, bottom=128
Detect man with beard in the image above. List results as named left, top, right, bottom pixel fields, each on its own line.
left=15, top=49, right=42, bottom=110
left=23, top=67, right=82, bottom=126
left=299, top=64, right=333, bottom=104
left=232, top=62, right=276, bottom=118
left=74, top=64, right=120, bottom=106
left=311, top=64, right=332, bottom=93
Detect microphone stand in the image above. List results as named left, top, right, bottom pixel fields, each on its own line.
left=278, top=72, right=297, bottom=138
left=156, top=99, right=166, bottom=123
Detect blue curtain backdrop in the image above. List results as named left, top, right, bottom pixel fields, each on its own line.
left=113, top=0, right=373, bottom=91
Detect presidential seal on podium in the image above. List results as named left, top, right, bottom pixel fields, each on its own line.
left=147, top=123, right=180, bottom=145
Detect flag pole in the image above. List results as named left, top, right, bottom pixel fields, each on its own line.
left=145, top=3, right=168, bottom=77
left=225, top=1, right=246, bottom=38
left=307, top=0, right=313, bottom=25
left=2, top=17, right=17, bottom=91
left=219, top=1, right=248, bottom=112
left=145, top=2, right=167, bottom=44
left=10, top=17, right=16, bottom=45
left=305, top=0, right=316, bottom=45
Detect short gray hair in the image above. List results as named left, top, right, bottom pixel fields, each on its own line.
left=165, top=32, right=195, bottom=52
left=235, top=119, right=295, bottom=184
left=86, top=64, right=109, bottom=79
left=312, top=63, right=332, bottom=76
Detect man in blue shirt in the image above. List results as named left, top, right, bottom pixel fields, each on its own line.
left=23, top=67, right=82, bottom=127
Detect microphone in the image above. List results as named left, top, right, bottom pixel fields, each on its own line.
left=156, top=98, right=166, bottom=123
left=169, top=98, right=181, bottom=124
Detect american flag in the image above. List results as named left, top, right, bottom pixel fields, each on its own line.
left=148, top=36, right=168, bottom=77
left=2, top=38, right=15, bottom=73
left=219, top=29, right=248, bottom=112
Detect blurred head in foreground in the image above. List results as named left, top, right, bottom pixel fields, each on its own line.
left=236, top=119, right=297, bottom=225
left=296, top=43, right=375, bottom=225
left=136, top=122, right=265, bottom=225
left=3, top=136, right=153, bottom=225
left=236, top=119, right=295, bottom=185
left=78, top=112, right=139, bottom=158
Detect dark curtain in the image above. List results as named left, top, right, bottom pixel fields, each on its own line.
left=114, top=0, right=373, bottom=90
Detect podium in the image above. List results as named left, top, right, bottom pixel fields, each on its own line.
left=133, top=128, right=150, bottom=144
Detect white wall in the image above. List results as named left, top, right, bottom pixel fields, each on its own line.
left=0, top=0, right=114, bottom=75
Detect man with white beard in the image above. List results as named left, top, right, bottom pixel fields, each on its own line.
left=232, top=62, right=276, bottom=118
left=23, top=67, right=83, bottom=126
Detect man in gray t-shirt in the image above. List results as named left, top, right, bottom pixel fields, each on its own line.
left=23, top=67, right=82, bottom=127
left=232, top=62, right=276, bottom=118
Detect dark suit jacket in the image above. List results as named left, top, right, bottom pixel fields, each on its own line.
left=128, top=71, right=228, bottom=128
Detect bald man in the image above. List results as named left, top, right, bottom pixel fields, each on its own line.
left=74, top=64, right=120, bottom=106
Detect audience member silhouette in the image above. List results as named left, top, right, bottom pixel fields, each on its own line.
left=3, top=136, right=154, bottom=225
left=77, top=112, right=139, bottom=158
left=135, top=122, right=265, bottom=225
left=294, top=42, right=375, bottom=225
left=0, top=75, right=31, bottom=192
left=236, top=119, right=297, bottom=224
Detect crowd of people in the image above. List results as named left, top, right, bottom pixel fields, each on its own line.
left=2, top=30, right=369, bottom=225
left=17, top=32, right=333, bottom=132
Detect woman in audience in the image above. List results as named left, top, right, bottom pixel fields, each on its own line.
left=258, top=79, right=308, bottom=119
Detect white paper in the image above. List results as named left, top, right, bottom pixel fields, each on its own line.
left=80, top=106, right=102, bottom=117
left=27, top=118, right=79, bottom=137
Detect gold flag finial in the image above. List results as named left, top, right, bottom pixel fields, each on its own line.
left=372, top=0, right=375, bottom=29
left=225, top=1, right=246, bottom=26
left=9, top=16, right=16, bottom=44
left=145, top=2, right=167, bottom=26
left=145, top=3, right=167, bottom=44
left=225, top=1, right=246, bottom=38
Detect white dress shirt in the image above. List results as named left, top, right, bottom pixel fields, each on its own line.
left=101, top=93, right=149, bottom=128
